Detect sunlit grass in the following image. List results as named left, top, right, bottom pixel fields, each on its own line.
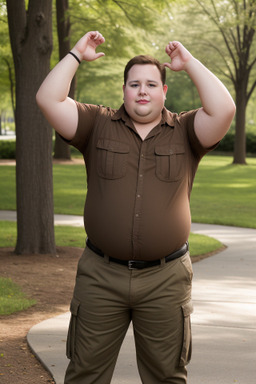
left=190, top=155, right=256, bottom=228
left=0, top=277, right=36, bottom=315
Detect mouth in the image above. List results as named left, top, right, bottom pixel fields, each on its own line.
left=136, top=99, right=150, bottom=104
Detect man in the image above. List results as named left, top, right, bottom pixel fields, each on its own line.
left=36, top=31, right=235, bottom=384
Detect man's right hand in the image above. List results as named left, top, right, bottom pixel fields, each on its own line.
left=36, top=31, right=105, bottom=141
left=72, top=31, right=105, bottom=62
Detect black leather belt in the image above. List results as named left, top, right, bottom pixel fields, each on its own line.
left=86, top=239, right=189, bottom=270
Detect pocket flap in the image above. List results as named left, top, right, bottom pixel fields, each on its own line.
left=155, top=144, right=185, bottom=156
left=182, top=300, right=193, bottom=317
left=97, top=139, right=129, bottom=153
left=70, top=297, right=80, bottom=316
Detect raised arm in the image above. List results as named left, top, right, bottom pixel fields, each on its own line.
left=36, top=31, right=105, bottom=140
left=164, top=41, right=236, bottom=148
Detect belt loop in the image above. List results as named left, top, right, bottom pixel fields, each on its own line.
left=104, top=255, right=110, bottom=264
left=160, top=257, right=166, bottom=267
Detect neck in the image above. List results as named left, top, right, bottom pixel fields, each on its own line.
left=132, top=117, right=161, bottom=140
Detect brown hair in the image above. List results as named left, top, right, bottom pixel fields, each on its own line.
left=124, top=55, right=166, bottom=85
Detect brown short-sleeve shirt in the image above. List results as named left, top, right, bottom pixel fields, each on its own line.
left=67, top=102, right=214, bottom=260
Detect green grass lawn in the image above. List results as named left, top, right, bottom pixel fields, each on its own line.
left=53, top=164, right=87, bottom=214
left=190, top=155, right=256, bottom=228
left=0, top=277, right=36, bottom=315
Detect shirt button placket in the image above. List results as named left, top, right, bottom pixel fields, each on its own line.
left=132, top=143, right=146, bottom=258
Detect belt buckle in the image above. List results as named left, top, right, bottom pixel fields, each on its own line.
left=128, top=260, right=137, bottom=270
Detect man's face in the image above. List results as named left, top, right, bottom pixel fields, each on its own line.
left=123, top=64, right=168, bottom=125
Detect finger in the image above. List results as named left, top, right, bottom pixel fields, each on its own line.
left=165, top=45, right=171, bottom=55
left=166, top=41, right=179, bottom=52
left=92, top=31, right=105, bottom=42
left=87, top=31, right=103, bottom=42
left=163, top=62, right=172, bottom=70
left=95, top=52, right=105, bottom=59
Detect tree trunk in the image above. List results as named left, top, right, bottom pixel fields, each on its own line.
left=7, top=0, right=56, bottom=254
left=233, top=81, right=247, bottom=165
left=53, top=0, right=74, bottom=160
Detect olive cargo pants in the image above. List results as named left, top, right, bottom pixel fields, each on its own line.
left=64, top=246, right=193, bottom=384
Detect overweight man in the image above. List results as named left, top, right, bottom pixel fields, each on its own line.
left=36, top=31, right=236, bottom=384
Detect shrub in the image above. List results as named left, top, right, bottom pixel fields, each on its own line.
left=215, top=132, right=256, bottom=155
left=0, top=140, right=16, bottom=159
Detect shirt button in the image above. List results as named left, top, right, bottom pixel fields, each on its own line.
left=169, top=149, right=174, bottom=155
left=137, top=194, right=141, bottom=198
left=135, top=213, right=139, bottom=218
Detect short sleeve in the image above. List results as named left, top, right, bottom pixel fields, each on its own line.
left=63, top=101, right=100, bottom=154
left=179, top=109, right=219, bottom=160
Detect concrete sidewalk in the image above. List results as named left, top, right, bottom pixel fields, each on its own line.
left=1, top=211, right=255, bottom=383
left=0, top=210, right=84, bottom=227
left=25, top=222, right=256, bottom=384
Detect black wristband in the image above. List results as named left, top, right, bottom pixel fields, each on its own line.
left=68, top=51, right=81, bottom=64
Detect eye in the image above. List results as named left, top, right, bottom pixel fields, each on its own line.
left=148, top=83, right=157, bottom=87
left=130, top=84, right=139, bottom=88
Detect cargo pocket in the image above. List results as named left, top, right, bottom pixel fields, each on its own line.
left=179, top=300, right=193, bottom=366
left=96, top=139, right=129, bottom=179
left=66, top=297, right=80, bottom=360
left=155, top=144, right=185, bottom=182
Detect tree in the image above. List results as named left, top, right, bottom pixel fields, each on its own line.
left=193, top=0, right=256, bottom=164
left=6, top=0, right=55, bottom=254
left=53, top=0, right=74, bottom=160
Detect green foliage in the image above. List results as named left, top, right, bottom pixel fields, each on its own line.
left=0, top=1, right=14, bottom=112
left=216, top=132, right=256, bottom=155
left=246, top=133, right=256, bottom=154
left=0, top=277, right=36, bottom=315
left=165, top=72, right=201, bottom=113
left=0, top=139, right=15, bottom=158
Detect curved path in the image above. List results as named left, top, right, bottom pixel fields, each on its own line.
left=1, top=211, right=255, bottom=383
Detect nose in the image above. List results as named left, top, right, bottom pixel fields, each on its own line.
left=139, top=84, right=147, bottom=95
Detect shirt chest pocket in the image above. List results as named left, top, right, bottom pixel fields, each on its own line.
left=155, top=144, right=185, bottom=182
left=96, top=139, right=130, bottom=179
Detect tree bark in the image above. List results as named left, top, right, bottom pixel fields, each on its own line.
left=233, top=83, right=247, bottom=165
left=53, top=0, right=74, bottom=160
left=7, top=0, right=56, bottom=254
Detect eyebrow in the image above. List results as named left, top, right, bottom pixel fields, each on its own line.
left=128, top=80, right=159, bottom=84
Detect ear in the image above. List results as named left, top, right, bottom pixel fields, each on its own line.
left=163, top=84, right=168, bottom=96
